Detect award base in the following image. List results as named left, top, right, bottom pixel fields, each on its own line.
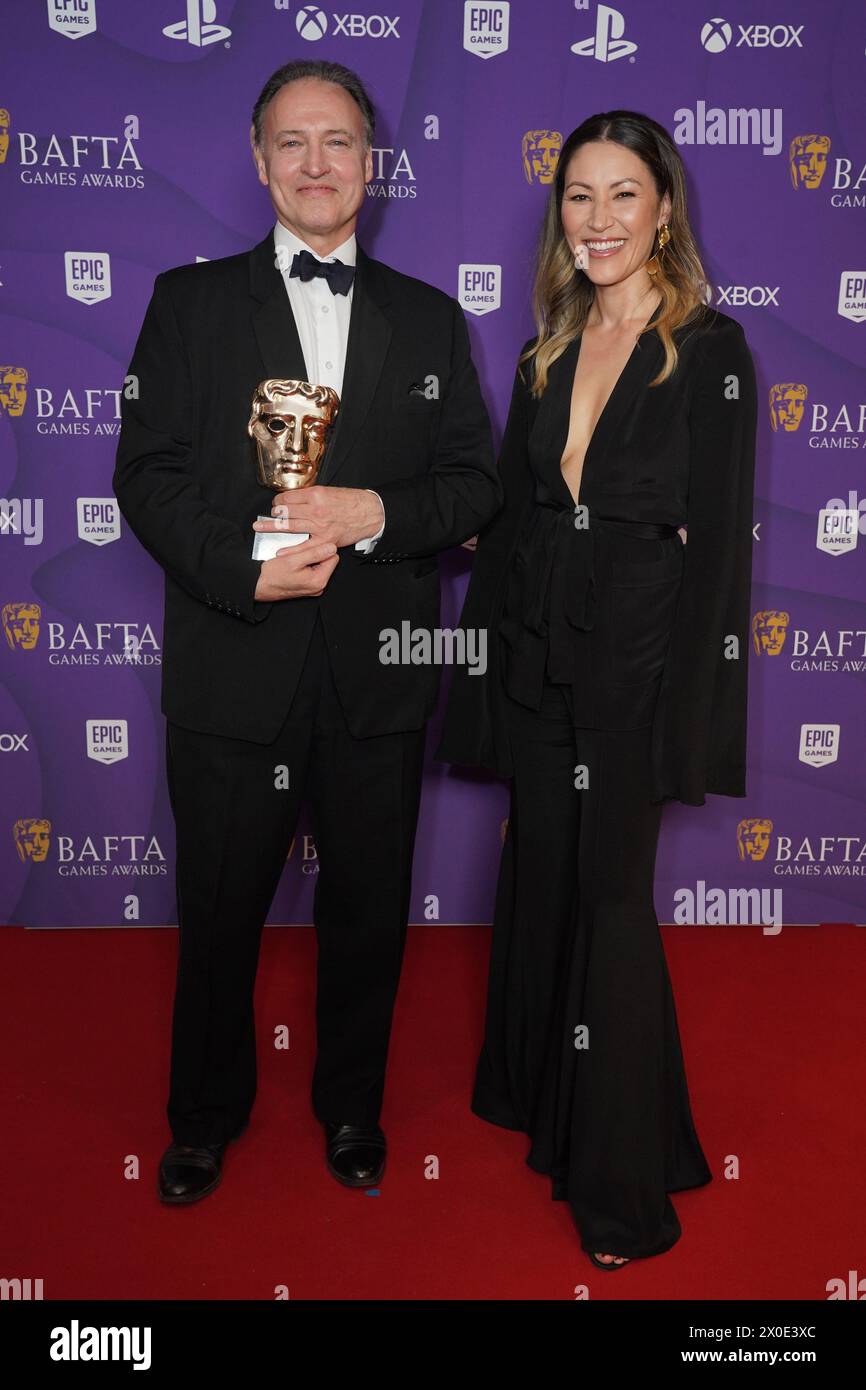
left=251, top=516, right=310, bottom=562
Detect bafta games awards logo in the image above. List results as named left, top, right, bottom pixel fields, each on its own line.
left=0, top=108, right=145, bottom=189
left=769, top=382, right=806, bottom=433
left=0, top=366, right=27, bottom=416
left=367, top=147, right=417, bottom=200
left=2, top=602, right=41, bottom=651
left=736, top=819, right=772, bottom=862
left=286, top=832, right=320, bottom=874
left=2, top=602, right=160, bottom=665
left=0, top=368, right=124, bottom=436
left=11, top=820, right=167, bottom=877
left=752, top=610, right=866, bottom=673
left=768, top=379, right=866, bottom=447
left=789, top=131, right=866, bottom=209
left=14, top=818, right=51, bottom=863
left=522, top=131, right=561, bottom=185
left=735, top=818, right=866, bottom=879
left=790, top=133, right=830, bottom=190
left=752, top=610, right=789, bottom=656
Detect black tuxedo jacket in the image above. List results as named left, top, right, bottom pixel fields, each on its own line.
left=113, top=229, right=500, bottom=742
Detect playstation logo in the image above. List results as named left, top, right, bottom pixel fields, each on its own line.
left=571, top=3, right=637, bottom=62
left=163, top=0, right=231, bottom=47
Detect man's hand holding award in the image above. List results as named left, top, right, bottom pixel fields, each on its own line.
left=249, top=378, right=384, bottom=602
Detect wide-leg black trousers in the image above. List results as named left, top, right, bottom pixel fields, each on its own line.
left=472, top=677, right=713, bottom=1258
left=164, top=610, right=427, bottom=1147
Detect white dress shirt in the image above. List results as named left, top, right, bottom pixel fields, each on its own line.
left=273, top=220, right=384, bottom=553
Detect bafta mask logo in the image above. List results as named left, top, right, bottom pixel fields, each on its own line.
left=790, top=134, right=831, bottom=190
left=0, top=107, right=9, bottom=164
left=248, top=379, right=340, bottom=491
left=14, top=818, right=51, bottom=863
left=2, top=600, right=41, bottom=650
left=522, top=130, right=562, bottom=185
left=752, top=610, right=789, bottom=656
left=769, top=382, right=807, bottom=433
left=0, top=365, right=29, bottom=417
left=736, top=818, right=773, bottom=863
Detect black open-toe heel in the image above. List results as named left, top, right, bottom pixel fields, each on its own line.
left=587, top=1251, right=631, bottom=1270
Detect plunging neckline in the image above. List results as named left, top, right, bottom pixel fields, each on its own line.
left=558, top=300, right=663, bottom=507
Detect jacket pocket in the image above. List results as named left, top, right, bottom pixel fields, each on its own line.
left=606, top=566, right=682, bottom=687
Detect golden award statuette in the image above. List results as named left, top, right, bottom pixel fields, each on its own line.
left=248, top=378, right=340, bottom=562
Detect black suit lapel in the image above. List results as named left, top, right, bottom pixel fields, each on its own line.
left=533, top=301, right=665, bottom=506
left=249, top=228, right=309, bottom=383
left=317, top=243, right=392, bottom=486
left=247, top=230, right=393, bottom=488
left=586, top=301, right=664, bottom=469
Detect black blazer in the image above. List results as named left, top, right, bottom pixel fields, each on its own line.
left=435, top=305, right=758, bottom=807
left=113, top=229, right=500, bottom=742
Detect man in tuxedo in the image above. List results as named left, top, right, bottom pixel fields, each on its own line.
left=113, top=59, right=499, bottom=1204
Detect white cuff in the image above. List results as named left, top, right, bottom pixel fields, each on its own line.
left=354, top=490, right=386, bottom=553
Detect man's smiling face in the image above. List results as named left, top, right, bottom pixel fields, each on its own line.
left=251, top=76, right=373, bottom=256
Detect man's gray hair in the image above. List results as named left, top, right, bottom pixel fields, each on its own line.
left=251, top=60, right=376, bottom=150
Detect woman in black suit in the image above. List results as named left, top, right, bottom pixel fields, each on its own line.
left=437, top=110, right=757, bottom=1269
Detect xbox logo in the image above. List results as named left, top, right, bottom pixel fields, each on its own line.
left=701, top=17, right=732, bottom=52
left=296, top=4, right=329, bottom=40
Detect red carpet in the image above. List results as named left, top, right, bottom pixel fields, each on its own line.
left=1, top=922, right=863, bottom=1300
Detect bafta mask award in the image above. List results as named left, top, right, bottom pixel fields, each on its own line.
left=248, top=378, right=340, bottom=561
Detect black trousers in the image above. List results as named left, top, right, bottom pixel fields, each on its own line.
left=164, top=610, right=427, bottom=1146
left=472, top=677, right=712, bottom=1258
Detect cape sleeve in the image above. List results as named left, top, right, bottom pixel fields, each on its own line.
left=650, top=315, right=758, bottom=806
left=433, top=341, right=537, bottom=776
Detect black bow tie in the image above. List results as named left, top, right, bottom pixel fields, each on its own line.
left=289, top=247, right=355, bottom=296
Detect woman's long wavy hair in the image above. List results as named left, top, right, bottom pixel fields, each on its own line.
left=522, top=111, right=712, bottom=396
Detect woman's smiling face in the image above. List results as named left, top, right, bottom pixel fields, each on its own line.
left=560, top=140, right=671, bottom=282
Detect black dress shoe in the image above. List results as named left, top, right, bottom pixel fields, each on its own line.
left=323, top=1121, right=386, bottom=1187
left=157, top=1122, right=247, bottom=1205
left=158, top=1142, right=225, bottom=1204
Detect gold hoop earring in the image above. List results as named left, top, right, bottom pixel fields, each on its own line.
left=646, top=222, right=671, bottom=277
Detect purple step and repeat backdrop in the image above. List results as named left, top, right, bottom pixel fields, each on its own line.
left=2, top=0, right=865, bottom=930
